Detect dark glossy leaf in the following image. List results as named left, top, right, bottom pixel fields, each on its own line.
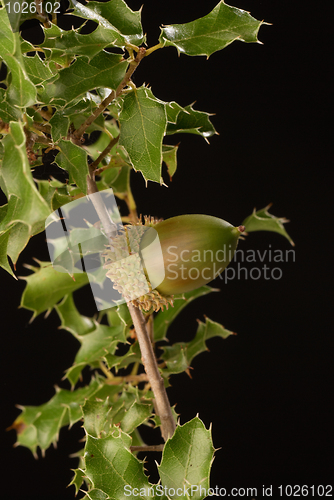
left=41, top=52, right=128, bottom=106
left=70, top=0, right=145, bottom=47
left=166, top=103, right=216, bottom=140
left=119, top=87, right=167, bottom=183
left=41, top=22, right=124, bottom=61
left=160, top=0, right=264, bottom=58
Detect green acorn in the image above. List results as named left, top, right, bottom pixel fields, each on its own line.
left=103, top=215, right=244, bottom=312
left=141, top=214, right=244, bottom=296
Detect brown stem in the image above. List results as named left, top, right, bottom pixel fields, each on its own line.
left=90, top=135, right=119, bottom=173
left=86, top=170, right=176, bottom=442
left=73, top=47, right=147, bottom=140
left=105, top=373, right=149, bottom=385
left=128, top=302, right=176, bottom=441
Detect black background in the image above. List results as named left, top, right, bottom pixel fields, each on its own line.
left=1, top=1, right=332, bottom=499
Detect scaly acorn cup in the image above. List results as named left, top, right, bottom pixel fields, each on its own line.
left=140, top=214, right=244, bottom=296
left=103, top=215, right=244, bottom=312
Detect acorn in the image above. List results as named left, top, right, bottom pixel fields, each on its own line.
left=141, top=214, right=244, bottom=296
left=103, top=215, right=244, bottom=312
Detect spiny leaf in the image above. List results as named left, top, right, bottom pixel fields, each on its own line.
left=0, top=227, right=15, bottom=277
left=3, top=221, right=30, bottom=269
left=104, top=341, right=141, bottom=372
left=56, top=139, right=89, bottom=194
left=65, top=322, right=126, bottom=387
left=36, top=178, right=71, bottom=212
left=49, top=111, right=70, bottom=142
left=119, top=87, right=167, bottom=183
left=166, top=103, right=217, bottom=140
left=70, top=0, right=145, bottom=47
left=160, top=0, right=264, bottom=58
left=41, top=22, right=125, bottom=61
left=0, top=122, right=51, bottom=267
left=84, top=428, right=153, bottom=499
left=20, top=261, right=89, bottom=320
left=69, top=468, right=86, bottom=496
left=82, top=392, right=152, bottom=438
left=154, top=286, right=217, bottom=341
left=55, top=293, right=95, bottom=336
left=1, top=121, right=51, bottom=228
left=162, top=144, right=178, bottom=179
left=161, top=317, right=234, bottom=375
left=158, top=417, right=214, bottom=500
left=0, top=9, right=36, bottom=107
left=0, top=89, right=21, bottom=122
left=10, top=379, right=103, bottom=456
left=23, top=53, right=55, bottom=86
left=41, top=52, right=128, bottom=106
left=242, top=204, right=294, bottom=245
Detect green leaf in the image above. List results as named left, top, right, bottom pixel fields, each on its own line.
left=65, top=322, right=126, bottom=386
left=36, top=178, right=71, bottom=211
left=0, top=122, right=51, bottom=227
left=41, top=23, right=125, bottom=61
left=242, top=204, right=294, bottom=245
left=166, top=103, right=216, bottom=140
left=20, top=261, right=89, bottom=320
left=82, top=393, right=152, bottom=438
left=49, top=111, right=70, bottom=142
left=0, top=89, right=21, bottom=122
left=119, top=87, right=167, bottom=183
left=3, top=221, right=30, bottom=267
left=56, top=139, right=89, bottom=193
left=85, top=489, right=108, bottom=500
left=55, top=293, right=95, bottom=336
left=102, top=165, right=131, bottom=195
left=0, top=226, right=15, bottom=277
left=70, top=0, right=145, bottom=47
left=162, top=144, right=178, bottom=179
left=161, top=317, right=234, bottom=375
left=0, top=122, right=51, bottom=266
left=158, top=417, right=214, bottom=500
left=41, top=52, right=128, bottom=106
left=10, top=379, right=103, bottom=456
left=154, top=286, right=217, bottom=341
left=160, top=0, right=264, bottom=58
left=69, top=468, right=86, bottom=496
left=22, top=53, right=55, bottom=86
left=104, top=341, right=141, bottom=372
left=84, top=428, right=153, bottom=499
left=0, top=9, right=36, bottom=107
